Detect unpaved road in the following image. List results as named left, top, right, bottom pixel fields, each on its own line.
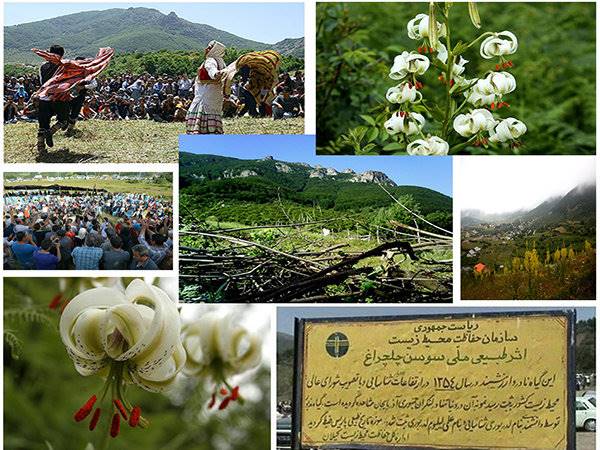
left=577, top=431, right=595, bottom=450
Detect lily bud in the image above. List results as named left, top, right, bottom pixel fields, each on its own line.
left=468, top=2, right=481, bottom=29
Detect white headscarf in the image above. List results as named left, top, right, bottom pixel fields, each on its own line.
left=206, top=40, right=226, bottom=70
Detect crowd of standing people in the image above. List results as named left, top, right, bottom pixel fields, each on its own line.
left=3, top=189, right=173, bottom=270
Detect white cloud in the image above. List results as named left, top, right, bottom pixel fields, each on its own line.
left=456, top=156, right=596, bottom=214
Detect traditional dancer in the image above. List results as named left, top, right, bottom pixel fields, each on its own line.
left=32, top=46, right=114, bottom=154
left=66, top=57, right=98, bottom=137
left=223, top=50, right=281, bottom=118
left=35, top=45, right=69, bottom=154
left=185, top=40, right=227, bottom=134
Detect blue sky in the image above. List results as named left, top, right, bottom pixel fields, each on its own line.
left=277, top=307, right=595, bottom=334
left=4, top=2, right=304, bottom=43
left=179, top=135, right=453, bottom=196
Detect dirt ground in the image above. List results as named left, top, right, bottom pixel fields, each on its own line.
left=577, top=431, right=595, bottom=450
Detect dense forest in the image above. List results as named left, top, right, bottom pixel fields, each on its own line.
left=6, top=48, right=304, bottom=79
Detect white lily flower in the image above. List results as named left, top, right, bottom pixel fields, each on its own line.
left=465, top=71, right=516, bottom=106
left=407, top=13, right=447, bottom=40
left=435, top=42, right=448, bottom=64
left=464, top=84, right=496, bottom=106
left=453, top=56, right=469, bottom=76
left=182, top=311, right=262, bottom=379
left=489, top=117, right=527, bottom=142
left=486, top=71, right=516, bottom=95
left=480, top=31, right=518, bottom=59
left=384, top=111, right=425, bottom=136
left=407, top=136, right=449, bottom=155
left=453, top=75, right=476, bottom=90
left=386, top=83, right=422, bottom=104
left=453, top=108, right=496, bottom=137
left=60, top=279, right=185, bottom=393
left=390, top=51, right=430, bottom=80
left=60, top=279, right=185, bottom=434
left=182, top=311, right=262, bottom=410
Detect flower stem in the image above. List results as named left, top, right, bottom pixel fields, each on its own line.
left=463, top=31, right=494, bottom=51
left=441, top=6, right=454, bottom=139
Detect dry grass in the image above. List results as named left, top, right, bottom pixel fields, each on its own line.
left=4, top=117, right=304, bottom=163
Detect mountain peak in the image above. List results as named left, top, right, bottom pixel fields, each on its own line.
left=5, top=7, right=305, bottom=63
left=351, top=170, right=396, bottom=187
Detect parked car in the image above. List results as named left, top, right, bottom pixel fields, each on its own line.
left=277, top=416, right=292, bottom=449
left=576, top=396, right=596, bottom=431
left=581, top=391, right=596, bottom=406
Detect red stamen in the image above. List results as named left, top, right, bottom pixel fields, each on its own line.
left=74, top=395, right=97, bottom=422
left=508, top=60, right=514, bottom=67
left=438, top=74, right=444, bottom=82
left=417, top=46, right=423, bottom=53
left=48, top=294, right=62, bottom=310
left=490, top=102, right=495, bottom=110
left=114, top=399, right=128, bottom=421
left=416, top=82, right=423, bottom=89
left=428, top=47, right=434, bottom=53
left=129, top=406, right=141, bottom=427
left=399, top=111, right=406, bottom=117
left=110, top=413, right=120, bottom=438
left=495, top=64, right=500, bottom=71
left=208, top=393, right=216, bottom=409
left=449, top=79, right=455, bottom=87
left=231, top=386, right=240, bottom=401
left=219, top=387, right=229, bottom=396
left=89, top=408, right=101, bottom=431
left=219, top=397, right=232, bottom=410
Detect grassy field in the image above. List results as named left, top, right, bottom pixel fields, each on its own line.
left=4, top=178, right=173, bottom=198
left=4, top=117, right=304, bottom=163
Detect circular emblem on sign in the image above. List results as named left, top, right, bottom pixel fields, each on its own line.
left=325, top=332, right=349, bottom=358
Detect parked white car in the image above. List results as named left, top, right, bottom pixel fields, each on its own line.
left=576, top=396, right=596, bottom=431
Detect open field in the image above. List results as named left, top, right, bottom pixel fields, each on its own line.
left=4, top=178, right=173, bottom=198
left=4, top=117, right=304, bottom=163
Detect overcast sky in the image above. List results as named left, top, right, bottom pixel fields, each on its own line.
left=456, top=156, right=596, bottom=214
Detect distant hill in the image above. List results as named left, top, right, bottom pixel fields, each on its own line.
left=5, top=7, right=304, bottom=64
left=179, top=152, right=452, bottom=215
left=462, top=183, right=596, bottom=227
left=277, top=332, right=295, bottom=402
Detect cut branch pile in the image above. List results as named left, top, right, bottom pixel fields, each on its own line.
left=180, top=186, right=453, bottom=303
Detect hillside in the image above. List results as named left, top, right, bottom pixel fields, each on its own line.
left=180, top=152, right=452, bottom=215
left=5, top=7, right=304, bottom=64
left=462, top=183, right=596, bottom=227
left=277, top=332, right=295, bottom=402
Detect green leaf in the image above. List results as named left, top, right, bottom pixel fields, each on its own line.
left=360, top=115, right=376, bottom=126
left=382, top=142, right=404, bottom=151
left=366, top=127, right=379, bottom=143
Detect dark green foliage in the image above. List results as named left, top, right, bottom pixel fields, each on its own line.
left=317, top=2, right=595, bottom=155
left=5, top=7, right=304, bottom=64
left=576, top=318, right=596, bottom=373
left=180, top=152, right=452, bottom=230
left=5, top=49, right=303, bottom=80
